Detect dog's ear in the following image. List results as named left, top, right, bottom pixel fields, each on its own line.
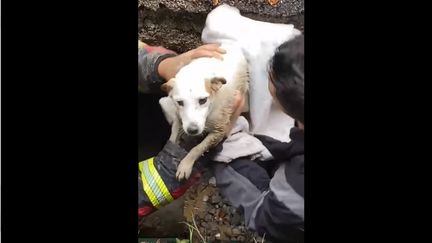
left=159, top=97, right=177, bottom=125
left=161, top=78, right=175, bottom=94
left=208, top=77, right=227, bottom=92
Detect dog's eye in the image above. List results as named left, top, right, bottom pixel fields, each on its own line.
left=177, top=101, right=184, bottom=106
left=199, top=98, right=208, bottom=105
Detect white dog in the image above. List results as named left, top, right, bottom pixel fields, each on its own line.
left=159, top=4, right=301, bottom=180
left=160, top=44, right=249, bottom=180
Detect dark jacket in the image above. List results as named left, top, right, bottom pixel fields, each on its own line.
left=212, top=127, right=304, bottom=243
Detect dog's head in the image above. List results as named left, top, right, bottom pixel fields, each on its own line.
left=162, top=70, right=226, bottom=136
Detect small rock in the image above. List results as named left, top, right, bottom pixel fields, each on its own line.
left=231, top=213, right=242, bottom=226
left=208, top=176, right=217, bottom=186
left=205, top=214, right=212, bottom=222
left=225, top=228, right=233, bottom=237
left=201, top=221, right=208, bottom=228
left=209, top=208, right=216, bottom=215
left=215, top=205, right=219, bottom=208
left=238, top=236, right=246, bottom=242
left=199, top=227, right=205, bottom=234
left=224, top=215, right=230, bottom=222
left=211, top=194, right=222, bottom=204
left=218, top=201, right=224, bottom=207
left=215, top=233, right=221, bottom=240
left=198, top=213, right=206, bottom=219
left=223, top=205, right=230, bottom=215
left=202, top=195, right=209, bottom=202
left=210, top=223, right=218, bottom=232
left=232, top=228, right=241, bottom=236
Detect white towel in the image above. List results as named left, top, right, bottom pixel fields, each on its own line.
left=212, top=116, right=273, bottom=163
left=202, top=4, right=301, bottom=143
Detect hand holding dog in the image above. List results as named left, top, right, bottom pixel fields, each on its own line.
left=228, top=90, right=246, bottom=133
left=158, top=44, right=226, bottom=82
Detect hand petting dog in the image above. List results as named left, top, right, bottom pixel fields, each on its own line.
left=158, top=44, right=226, bottom=82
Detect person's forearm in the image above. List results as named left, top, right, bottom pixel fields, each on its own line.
left=138, top=45, right=176, bottom=94
left=138, top=140, right=204, bottom=218
left=157, top=56, right=178, bottom=82
left=138, top=42, right=226, bottom=94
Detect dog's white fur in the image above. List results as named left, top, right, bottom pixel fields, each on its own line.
left=160, top=44, right=248, bottom=180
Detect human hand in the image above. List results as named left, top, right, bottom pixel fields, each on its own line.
left=227, top=90, right=246, bottom=133
left=158, top=43, right=226, bottom=81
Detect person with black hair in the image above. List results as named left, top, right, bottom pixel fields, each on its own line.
left=211, top=35, right=304, bottom=242
left=269, top=35, right=304, bottom=127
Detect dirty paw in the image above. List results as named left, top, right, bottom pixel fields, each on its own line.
left=176, top=160, right=194, bottom=181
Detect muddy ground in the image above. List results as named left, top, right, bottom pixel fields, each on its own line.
left=138, top=168, right=265, bottom=242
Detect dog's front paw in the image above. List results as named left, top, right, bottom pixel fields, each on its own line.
left=176, top=159, right=194, bottom=181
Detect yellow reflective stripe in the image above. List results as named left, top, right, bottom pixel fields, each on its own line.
left=148, top=157, right=174, bottom=203
left=142, top=159, right=166, bottom=204
left=139, top=160, right=160, bottom=208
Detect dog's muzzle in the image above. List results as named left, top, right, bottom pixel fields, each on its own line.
left=186, top=124, right=199, bottom=136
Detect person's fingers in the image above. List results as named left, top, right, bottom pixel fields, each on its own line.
left=230, top=92, right=245, bottom=123
left=198, top=44, right=227, bottom=54
left=191, top=49, right=224, bottom=60
left=228, top=94, right=245, bottom=133
left=233, top=90, right=242, bottom=108
left=233, top=91, right=246, bottom=110
left=235, top=95, right=246, bottom=115
left=218, top=47, right=226, bottom=53
left=180, top=44, right=226, bottom=64
left=197, top=43, right=220, bottom=49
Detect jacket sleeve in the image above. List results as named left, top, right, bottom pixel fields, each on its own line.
left=254, top=127, right=304, bottom=161
left=138, top=141, right=206, bottom=218
left=253, top=159, right=304, bottom=242
left=212, top=159, right=304, bottom=242
left=138, top=44, right=177, bottom=94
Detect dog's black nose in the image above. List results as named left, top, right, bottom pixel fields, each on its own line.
left=187, top=124, right=199, bottom=135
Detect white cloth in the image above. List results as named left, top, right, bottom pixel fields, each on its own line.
left=212, top=116, right=273, bottom=163
left=202, top=4, right=301, bottom=143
